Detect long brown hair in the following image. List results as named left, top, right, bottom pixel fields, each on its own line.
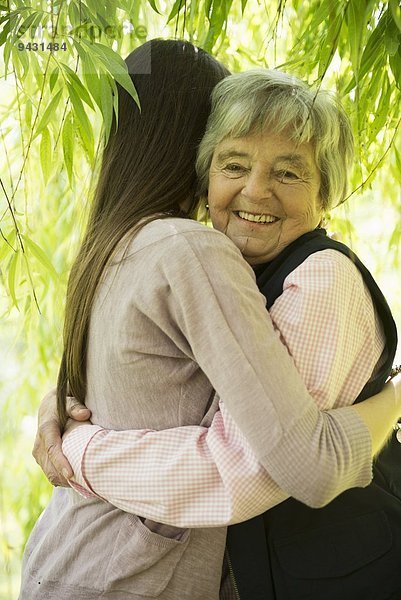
left=57, top=39, right=229, bottom=425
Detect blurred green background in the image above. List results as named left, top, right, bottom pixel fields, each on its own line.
left=1, top=1, right=400, bottom=597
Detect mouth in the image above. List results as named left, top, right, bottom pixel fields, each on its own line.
left=234, top=210, right=280, bottom=225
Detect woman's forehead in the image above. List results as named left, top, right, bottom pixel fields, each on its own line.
left=213, top=129, right=316, bottom=165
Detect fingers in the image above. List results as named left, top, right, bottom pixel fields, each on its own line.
left=32, top=438, right=71, bottom=486
left=37, top=420, right=74, bottom=480
left=66, top=396, right=91, bottom=421
left=33, top=452, right=71, bottom=488
left=38, top=388, right=58, bottom=422
left=33, top=388, right=78, bottom=487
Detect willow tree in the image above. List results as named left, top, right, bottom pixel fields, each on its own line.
left=0, top=0, right=400, bottom=596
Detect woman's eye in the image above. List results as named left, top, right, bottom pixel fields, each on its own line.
left=223, top=163, right=246, bottom=174
left=276, top=169, right=299, bottom=181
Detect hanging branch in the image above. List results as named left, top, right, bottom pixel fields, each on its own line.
left=0, top=226, right=16, bottom=251
left=7, top=3, right=65, bottom=211
left=0, top=176, right=25, bottom=253
left=344, top=117, right=401, bottom=203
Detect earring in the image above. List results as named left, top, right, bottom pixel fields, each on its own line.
left=205, top=203, right=209, bottom=209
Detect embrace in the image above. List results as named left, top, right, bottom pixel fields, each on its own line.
left=20, top=39, right=401, bottom=600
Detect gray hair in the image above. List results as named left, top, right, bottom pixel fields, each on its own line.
left=196, top=69, right=354, bottom=210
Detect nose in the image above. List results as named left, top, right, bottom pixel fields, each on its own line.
left=241, top=169, right=273, bottom=202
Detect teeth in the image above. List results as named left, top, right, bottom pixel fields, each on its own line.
left=238, top=211, right=277, bottom=223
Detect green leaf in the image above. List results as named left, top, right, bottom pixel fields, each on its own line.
left=205, top=0, right=213, bottom=18
left=80, top=39, right=140, bottom=109
left=34, top=88, right=63, bottom=140
left=27, top=44, right=44, bottom=89
left=344, top=11, right=389, bottom=94
left=62, top=111, right=74, bottom=187
left=85, top=0, right=117, bottom=21
left=66, top=81, right=94, bottom=161
left=298, top=1, right=340, bottom=43
left=384, top=14, right=401, bottom=59
left=25, top=98, right=32, bottom=129
left=3, top=40, right=12, bottom=76
left=60, top=62, right=95, bottom=109
left=0, top=13, right=18, bottom=47
left=368, top=74, right=391, bottom=146
left=0, top=229, right=16, bottom=263
left=72, top=37, right=87, bottom=62
left=17, top=11, right=43, bottom=38
left=203, top=0, right=232, bottom=51
left=49, top=66, right=59, bottom=92
left=395, top=144, right=401, bottom=175
left=359, top=65, right=382, bottom=130
left=40, top=127, right=52, bottom=185
left=81, top=51, right=103, bottom=113
left=146, top=0, right=161, bottom=14
left=390, top=0, right=401, bottom=33
left=22, top=235, right=59, bottom=281
left=390, top=45, right=401, bottom=88
left=72, top=40, right=100, bottom=103
left=389, top=225, right=401, bottom=258
left=385, top=28, right=400, bottom=56
left=11, top=42, right=29, bottom=79
left=317, top=11, right=343, bottom=79
left=347, top=0, right=364, bottom=79
left=99, top=72, right=114, bottom=145
left=68, top=1, right=84, bottom=27
left=8, top=250, right=20, bottom=310
left=112, top=79, right=119, bottom=130
left=167, top=0, right=185, bottom=23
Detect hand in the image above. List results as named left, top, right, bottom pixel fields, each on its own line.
left=63, top=415, right=92, bottom=439
left=32, top=388, right=92, bottom=487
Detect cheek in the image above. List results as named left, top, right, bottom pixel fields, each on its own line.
left=286, top=193, right=321, bottom=226
left=209, top=206, right=228, bottom=233
left=305, top=199, right=322, bottom=226
left=208, top=182, right=234, bottom=221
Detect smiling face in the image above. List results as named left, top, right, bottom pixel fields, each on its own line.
left=208, top=128, right=323, bottom=265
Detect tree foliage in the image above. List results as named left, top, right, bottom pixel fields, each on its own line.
left=0, top=1, right=400, bottom=596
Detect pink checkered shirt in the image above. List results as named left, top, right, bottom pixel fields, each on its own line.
left=63, top=249, right=385, bottom=527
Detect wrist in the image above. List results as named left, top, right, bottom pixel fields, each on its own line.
left=62, top=418, right=92, bottom=441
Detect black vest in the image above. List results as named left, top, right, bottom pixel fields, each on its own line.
left=226, top=229, right=400, bottom=600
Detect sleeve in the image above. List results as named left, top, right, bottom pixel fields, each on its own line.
left=63, top=228, right=373, bottom=514
left=269, top=249, right=385, bottom=410
left=63, top=404, right=290, bottom=527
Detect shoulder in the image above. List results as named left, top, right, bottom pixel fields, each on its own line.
left=124, top=219, right=249, bottom=278
left=286, top=248, right=365, bottom=291
left=127, top=218, right=237, bottom=255
left=114, top=218, right=253, bottom=285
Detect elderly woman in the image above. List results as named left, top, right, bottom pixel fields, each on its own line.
left=26, top=53, right=401, bottom=600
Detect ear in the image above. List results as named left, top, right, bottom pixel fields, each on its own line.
left=317, top=209, right=329, bottom=229
left=193, top=195, right=210, bottom=223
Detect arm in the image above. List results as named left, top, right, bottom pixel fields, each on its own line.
left=32, top=390, right=91, bottom=486
left=356, top=381, right=400, bottom=455
left=127, top=228, right=377, bottom=505
left=269, top=249, right=385, bottom=411
left=62, top=246, right=400, bottom=523
left=63, top=400, right=289, bottom=526
left=268, top=248, right=398, bottom=459
left=62, top=378, right=400, bottom=527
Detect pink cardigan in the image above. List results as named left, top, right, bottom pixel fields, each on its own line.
left=20, top=219, right=372, bottom=599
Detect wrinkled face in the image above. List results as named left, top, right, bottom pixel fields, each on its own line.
left=208, top=128, right=323, bottom=264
